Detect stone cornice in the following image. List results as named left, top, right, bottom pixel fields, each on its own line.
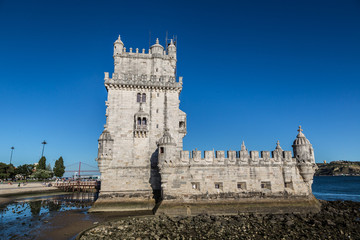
left=105, top=79, right=182, bottom=92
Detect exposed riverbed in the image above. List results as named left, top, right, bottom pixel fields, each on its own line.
left=0, top=192, right=135, bottom=240
left=80, top=201, right=360, bottom=240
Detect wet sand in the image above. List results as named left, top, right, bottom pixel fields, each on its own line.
left=0, top=182, right=58, bottom=201
left=36, top=209, right=153, bottom=240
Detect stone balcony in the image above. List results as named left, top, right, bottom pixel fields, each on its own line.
left=104, top=73, right=183, bottom=91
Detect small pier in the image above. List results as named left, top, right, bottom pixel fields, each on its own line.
left=54, top=181, right=100, bottom=192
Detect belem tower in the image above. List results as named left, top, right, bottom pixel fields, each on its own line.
left=91, top=35, right=320, bottom=215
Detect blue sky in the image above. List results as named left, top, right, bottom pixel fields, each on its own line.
left=0, top=0, right=359, bottom=171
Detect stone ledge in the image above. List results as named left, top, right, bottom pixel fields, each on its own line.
left=155, top=195, right=321, bottom=216
left=89, top=197, right=156, bottom=213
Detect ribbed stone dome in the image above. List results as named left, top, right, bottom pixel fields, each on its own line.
left=150, top=38, right=164, bottom=49
left=114, top=35, right=124, bottom=45
left=157, top=129, right=176, bottom=146
left=293, top=126, right=311, bottom=145
left=99, top=130, right=113, bottom=141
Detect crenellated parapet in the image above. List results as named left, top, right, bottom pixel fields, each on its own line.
left=176, top=147, right=296, bottom=166
left=157, top=126, right=317, bottom=200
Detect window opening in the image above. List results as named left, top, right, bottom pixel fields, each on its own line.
left=237, top=182, right=246, bottom=190
left=142, top=93, right=146, bottom=102
left=191, top=182, right=200, bottom=190
left=137, top=93, right=141, bottom=102
left=261, top=181, right=271, bottom=190
left=214, top=182, right=223, bottom=190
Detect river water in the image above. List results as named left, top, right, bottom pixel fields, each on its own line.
left=313, top=176, right=360, bottom=202
left=1, top=176, right=359, bottom=239
left=0, top=192, right=101, bottom=240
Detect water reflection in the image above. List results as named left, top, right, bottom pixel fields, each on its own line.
left=0, top=192, right=98, bottom=239
left=29, top=201, right=41, bottom=216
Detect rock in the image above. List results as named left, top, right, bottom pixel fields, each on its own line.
left=79, top=201, right=360, bottom=240
left=326, top=220, right=336, bottom=226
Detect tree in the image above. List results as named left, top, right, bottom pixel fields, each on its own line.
left=46, top=163, right=52, bottom=171
left=38, top=156, right=46, bottom=170
left=53, top=156, right=65, bottom=178
left=0, top=162, right=15, bottom=179
left=31, top=169, right=53, bottom=179
left=15, top=164, right=34, bottom=177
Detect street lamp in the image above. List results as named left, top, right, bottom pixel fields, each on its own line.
left=10, top=146, right=14, bottom=165
left=41, top=140, right=47, bottom=157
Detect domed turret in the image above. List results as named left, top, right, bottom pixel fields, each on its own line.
left=97, top=129, right=114, bottom=171
left=167, top=39, right=176, bottom=59
left=157, top=128, right=176, bottom=166
left=292, top=126, right=317, bottom=184
left=292, top=126, right=314, bottom=163
left=150, top=38, right=164, bottom=56
left=157, top=128, right=176, bottom=146
left=114, top=35, right=124, bottom=56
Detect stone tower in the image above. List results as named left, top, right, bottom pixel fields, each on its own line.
left=95, top=35, right=187, bottom=210
left=92, top=35, right=320, bottom=214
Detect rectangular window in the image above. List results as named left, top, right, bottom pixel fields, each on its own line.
left=214, top=182, right=223, bottom=190
left=261, top=181, right=271, bottom=190
left=191, top=182, right=200, bottom=190
left=237, top=182, right=246, bottom=190
left=285, top=182, right=293, bottom=190
left=160, top=147, right=164, bottom=154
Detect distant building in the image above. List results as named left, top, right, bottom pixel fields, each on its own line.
left=92, top=35, right=319, bottom=215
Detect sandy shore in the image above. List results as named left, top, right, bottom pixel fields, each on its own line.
left=0, top=182, right=59, bottom=204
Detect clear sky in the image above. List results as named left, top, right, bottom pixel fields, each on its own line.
left=0, top=0, right=359, bottom=171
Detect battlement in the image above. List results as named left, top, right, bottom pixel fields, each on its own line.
left=173, top=149, right=296, bottom=166
left=114, top=47, right=175, bottom=59
left=104, top=72, right=183, bottom=90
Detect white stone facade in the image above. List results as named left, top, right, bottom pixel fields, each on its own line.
left=97, top=36, right=186, bottom=201
left=96, top=36, right=318, bottom=212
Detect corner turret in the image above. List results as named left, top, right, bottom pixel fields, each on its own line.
left=292, top=126, right=317, bottom=186
left=114, top=35, right=124, bottom=56
left=292, top=126, right=315, bottom=164
left=167, top=39, right=176, bottom=59
left=150, top=38, right=164, bottom=57
left=97, top=130, right=114, bottom=172
left=157, top=128, right=176, bottom=166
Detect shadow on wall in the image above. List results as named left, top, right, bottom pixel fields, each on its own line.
left=149, top=149, right=162, bottom=203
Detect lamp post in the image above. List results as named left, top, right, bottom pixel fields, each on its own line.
left=10, top=146, right=14, bottom=165
left=41, top=140, right=47, bottom=157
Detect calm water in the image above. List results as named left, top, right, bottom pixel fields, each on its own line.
left=0, top=192, right=98, bottom=239
left=313, top=176, right=360, bottom=202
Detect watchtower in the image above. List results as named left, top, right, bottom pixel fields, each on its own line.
left=95, top=35, right=187, bottom=210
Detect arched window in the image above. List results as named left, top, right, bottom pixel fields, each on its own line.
left=142, top=93, right=146, bottom=103
left=142, top=117, right=147, bottom=125
left=137, top=93, right=141, bottom=102
left=136, top=93, right=146, bottom=103
left=137, top=117, right=141, bottom=125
